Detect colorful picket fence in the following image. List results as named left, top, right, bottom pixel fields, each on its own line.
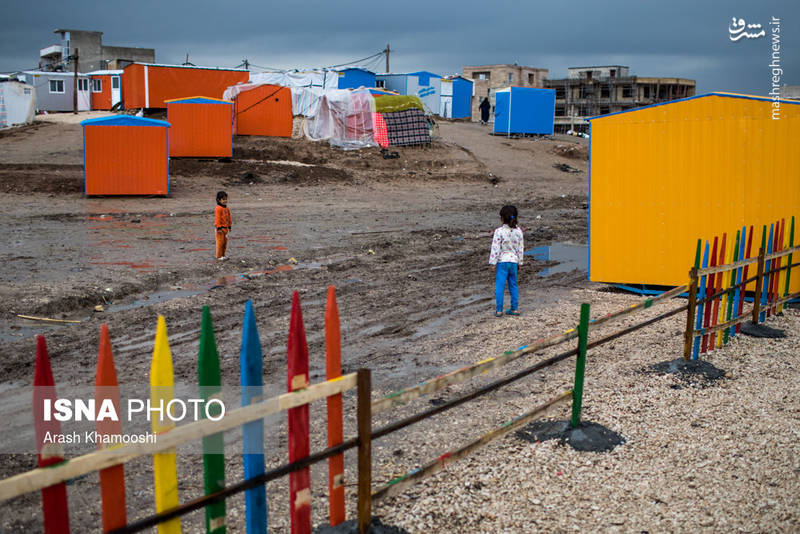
left=4, top=273, right=694, bottom=533
left=6, top=286, right=356, bottom=534
left=7, top=245, right=797, bottom=532
left=683, top=216, right=799, bottom=360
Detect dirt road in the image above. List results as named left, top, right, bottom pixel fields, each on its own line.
left=0, top=115, right=592, bottom=531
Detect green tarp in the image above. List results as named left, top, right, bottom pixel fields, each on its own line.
left=374, top=95, right=424, bottom=114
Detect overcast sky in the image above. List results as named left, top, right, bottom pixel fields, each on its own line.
left=1, top=0, right=796, bottom=95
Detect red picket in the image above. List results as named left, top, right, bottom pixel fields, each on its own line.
left=287, top=291, right=311, bottom=534
left=701, top=236, right=718, bottom=353
left=710, top=233, right=726, bottom=349
left=33, top=336, right=70, bottom=534
left=95, top=324, right=127, bottom=532
left=325, top=286, right=346, bottom=526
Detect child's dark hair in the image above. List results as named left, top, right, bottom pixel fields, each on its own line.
left=216, top=190, right=227, bottom=203
left=500, top=205, right=518, bottom=228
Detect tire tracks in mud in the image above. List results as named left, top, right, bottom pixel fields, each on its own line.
left=2, top=223, right=586, bottom=392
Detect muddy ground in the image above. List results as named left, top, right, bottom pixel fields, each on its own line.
left=0, top=113, right=591, bottom=532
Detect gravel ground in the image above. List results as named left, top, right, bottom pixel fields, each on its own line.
left=364, top=290, right=800, bottom=533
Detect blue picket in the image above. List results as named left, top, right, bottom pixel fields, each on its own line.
left=692, top=241, right=710, bottom=359
left=731, top=226, right=746, bottom=338
left=760, top=224, right=774, bottom=323
left=240, top=300, right=268, bottom=534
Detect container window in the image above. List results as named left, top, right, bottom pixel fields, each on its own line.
left=112, top=76, right=120, bottom=89
left=78, top=79, right=89, bottom=91
left=92, top=79, right=102, bottom=92
left=49, top=79, right=65, bottom=93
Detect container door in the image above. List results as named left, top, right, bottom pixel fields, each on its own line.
left=111, top=76, right=121, bottom=107
left=78, top=78, right=91, bottom=111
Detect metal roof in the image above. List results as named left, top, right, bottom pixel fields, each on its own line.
left=81, top=116, right=170, bottom=127
left=123, top=63, right=248, bottom=72
left=587, top=92, right=800, bottom=121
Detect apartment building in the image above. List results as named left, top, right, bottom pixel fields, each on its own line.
left=39, top=29, right=155, bottom=73
left=462, top=64, right=548, bottom=122
left=544, top=66, right=695, bottom=133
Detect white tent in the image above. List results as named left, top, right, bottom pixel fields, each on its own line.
left=246, top=70, right=339, bottom=116
left=0, top=81, right=36, bottom=128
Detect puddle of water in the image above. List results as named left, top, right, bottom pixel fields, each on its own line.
left=87, top=213, right=170, bottom=230
left=105, top=264, right=299, bottom=313
left=525, top=242, right=588, bottom=277
left=104, top=288, right=206, bottom=313
left=90, top=260, right=158, bottom=270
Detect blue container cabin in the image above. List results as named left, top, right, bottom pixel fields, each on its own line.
left=493, top=87, right=555, bottom=135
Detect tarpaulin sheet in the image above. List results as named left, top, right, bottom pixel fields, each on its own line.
left=303, top=89, right=376, bottom=149
left=374, top=95, right=424, bottom=114
left=372, top=112, right=388, bottom=148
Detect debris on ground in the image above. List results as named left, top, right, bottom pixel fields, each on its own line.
left=553, top=163, right=583, bottom=173
left=551, top=144, right=588, bottom=160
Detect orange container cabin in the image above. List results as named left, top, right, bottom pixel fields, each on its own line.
left=88, top=70, right=123, bottom=110
left=122, top=63, right=249, bottom=109
left=230, top=84, right=292, bottom=137
left=81, top=116, right=170, bottom=196
left=165, top=96, right=233, bottom=157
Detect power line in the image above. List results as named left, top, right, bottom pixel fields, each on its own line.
left=325, top=50, right=385, bottom=70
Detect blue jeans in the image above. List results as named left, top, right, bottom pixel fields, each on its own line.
left=495, top=262, right=519, bottom=312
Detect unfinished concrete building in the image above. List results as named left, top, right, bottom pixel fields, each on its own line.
left=780, top=85, right=800, bottom=100
left=462, top=64, right=548, bottom=122
left=39, top=29, right=155, bottom=73
left=544, top=66, right=695, bottom=134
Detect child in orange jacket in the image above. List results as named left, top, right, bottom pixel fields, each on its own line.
left=214, top=191, right=232, bottom=260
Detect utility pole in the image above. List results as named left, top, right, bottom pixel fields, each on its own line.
left=73, top=48, right=79, bottom=115
left=243, top=58, right=249, bottom=70
left=385, top=43, right=390, bottom=73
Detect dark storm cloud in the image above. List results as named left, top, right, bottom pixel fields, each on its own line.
left=1, top=0, right=796, bottom=94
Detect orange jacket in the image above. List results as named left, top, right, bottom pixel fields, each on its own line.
left=215, top=205, right=232, bottom=230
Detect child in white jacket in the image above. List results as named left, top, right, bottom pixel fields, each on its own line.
left=489, top=205, right=524, bottom=316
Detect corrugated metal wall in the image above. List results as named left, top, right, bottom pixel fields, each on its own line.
left=91, top=75, right=112, bottom=110
left=233, top=85, right=292, bottom=137
left=338, top=69, right=376, bottom=89
left=84, top=121, right=169, bottom=195
left=167, top=98, right=233, bottom=157
left=493, top=87, right=555, bottom=134
left=122, top=64, right=248, bottom=109
left=588, top=93, right=800, bottom=290
left=122, top=64, right=146, bottom=109
left=452, top=78, right=473, bottom=119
